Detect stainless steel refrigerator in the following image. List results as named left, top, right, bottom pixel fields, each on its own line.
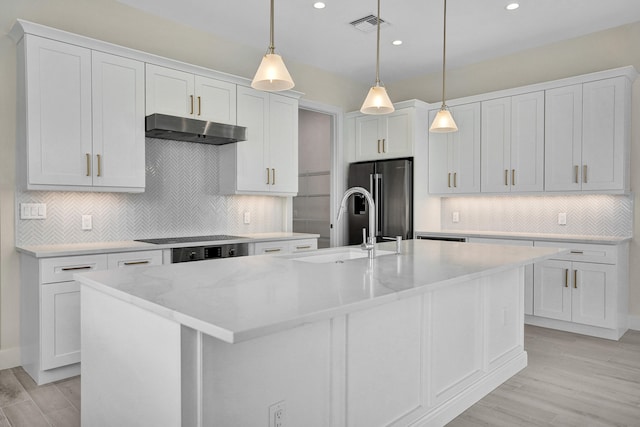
left=347, top=158, right=413, bottom=245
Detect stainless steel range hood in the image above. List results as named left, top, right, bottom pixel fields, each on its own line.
left=145, top=114, right=247, bottom=145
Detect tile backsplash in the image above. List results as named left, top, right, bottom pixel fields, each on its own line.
left=16, top=139, right=286, bottom=246
left=440, top=194, right=632, bottom=236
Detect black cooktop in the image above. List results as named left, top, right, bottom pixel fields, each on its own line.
left=135, top=235, right=246, bottom=245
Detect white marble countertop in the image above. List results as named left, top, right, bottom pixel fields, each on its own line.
left=415, top=230, right=631, bottom=245
left=75, top=240, right=565, bottom=344
left=16, top=232, right=320, bottom=258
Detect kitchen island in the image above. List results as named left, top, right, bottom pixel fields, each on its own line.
left=75, top=239, right=564, bottom=427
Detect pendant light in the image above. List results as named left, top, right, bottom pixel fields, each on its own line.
left=360, top=0, right=394, bottom=115
left=430, top=0, right=458, bottom=132
left=252, top=0, right=295, bottom=91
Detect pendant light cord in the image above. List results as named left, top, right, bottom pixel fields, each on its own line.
left=440, top=0, right=448, bottom=108
left=268, top=0, right=275, bottom=54
left=375, top=0, right=381, bottom=85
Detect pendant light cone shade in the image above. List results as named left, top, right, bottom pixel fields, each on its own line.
left=360, top=0, right=394, bottom=115
left=252, top=53, right=294, bottom=91
left=430, top=107, right=458, bottom=132
left=430, top=0, right=458, bottom=132
left=361, top=85, right=394, bottom=114
left=251, top=0, right=295, bottom=92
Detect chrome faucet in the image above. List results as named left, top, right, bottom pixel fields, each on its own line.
left=337, top=186, right=376, bottom=259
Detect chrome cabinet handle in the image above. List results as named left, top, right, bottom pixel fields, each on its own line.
left=123, top=260, right=150, bottom=266
left=61, top=265, right=92, bottom=271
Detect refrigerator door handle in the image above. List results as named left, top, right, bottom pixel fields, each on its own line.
left=374, top=173, right=383, bottom=237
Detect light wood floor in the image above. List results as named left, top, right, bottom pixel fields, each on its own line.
left=0, top=326, right=638, bottom=426
left=449, top=325, right=640, bottom=426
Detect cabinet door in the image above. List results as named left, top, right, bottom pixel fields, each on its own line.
left=25, top=35, right=92, bottom=187
left=544, top=84, right=583, bottom=191
left=145, top=64, right=194, bottom=118
left=481, top=97, right=511, bottom=193
left=571, top=262, right=616, bottom=328
left=383, top=108, right=413, bottom=159
left=268, top=94, right=298, bottom=193
left=427, top=109, right=452, bottom=194
left=450, top=103, right=481, bottom=193
left=581, top=77, right=627, bottom=191
left=533, top=260, right=572, bottom=321
left=355, top=115, right=384, bottom=161
left=511, top=91, right=544, bottom=192
left=41, top=281, right=81, bottom=370
left=194, top=76, right=237, bottom=125
left=92, top=52, right=145, bottom=189
left=236, top=86, right=269, bottom=192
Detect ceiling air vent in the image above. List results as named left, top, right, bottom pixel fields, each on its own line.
left=349, top=14, right=389, bottom=33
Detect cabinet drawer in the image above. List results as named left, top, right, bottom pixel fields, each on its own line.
left=107, top=250, right=163, bottom=269
left=40, top=254, right=108, bottom=284
left=533, top=241, right=617, bottom=264
left=289, top=239, right=318, bottom=253
left=254, top=241, right=289, bottom=255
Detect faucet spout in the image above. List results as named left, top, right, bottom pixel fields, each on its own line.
left=337, top=186, right=376, bottom=259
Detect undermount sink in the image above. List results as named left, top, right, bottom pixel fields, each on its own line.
left=290, top=247, right=396, bottom=264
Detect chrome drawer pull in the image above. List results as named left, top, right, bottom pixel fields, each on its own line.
left=123, top=260, right=150, bottom=266
left=296, top=245, right=311, bottom=250
left=570, top=250, right=584, bottom=254
left=264, top=248, right=281, bottom=253
left=61, top=265, right=92, bottom=271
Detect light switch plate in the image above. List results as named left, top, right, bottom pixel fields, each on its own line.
left=244, top=211, right=251, bottom=224
left=20, top=203, right=47, bottom=219
left=452, top=211, right=460, bottom=223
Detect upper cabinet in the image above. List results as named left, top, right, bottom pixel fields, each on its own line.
left=428, top=103, right=481, bottom=194
left=218, top=86, right=298, bottom=196
left=545, top=77, right=630, bottom=192
left=354, top=108, right=414, bottom=161
left=18, top=35, right=145, bottom=192
left=481, top=92, right=544, bottom=193
left=145, top=64, right=236, bottom=125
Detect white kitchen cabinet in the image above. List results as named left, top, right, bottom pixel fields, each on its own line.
left=219, top=86, right=298, bottom=195
left=145, top=64, right=237, bottom=125
left=481, top=92, right=544, bottom=193
left=545, top=77, right=630, bottom=192
left=467, top=237, right=535, bottom=315
left=354, top=108, right=414, bottom=161
left=531, top=241, right=628, bottom=339
left=18, top=35, right=145, bottom=192
left=20, top=250, right=163, bottom=385
left=428, top=103, right=481, bottom=194
left=252, top=238, right=318, bottom=255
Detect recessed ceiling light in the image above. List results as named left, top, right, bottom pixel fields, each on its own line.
left=392, top=40, right=403, bottom=46
left=313, top=2, right=326, bottom=9
left=505, top=3, right=520, bottom=11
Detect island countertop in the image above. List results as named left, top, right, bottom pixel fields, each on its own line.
left=75, top=240, right=564, bottom=344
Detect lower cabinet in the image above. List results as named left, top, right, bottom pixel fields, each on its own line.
left=21, top=250, right=162, bottom=385
left=252, top=238, right=318, bottom=255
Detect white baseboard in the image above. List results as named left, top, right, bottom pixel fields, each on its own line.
left=629, top=315, right=640, bottom=331
left=0, top=347, right=21, bottom=371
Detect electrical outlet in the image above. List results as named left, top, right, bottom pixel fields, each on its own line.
left=243, top=211, right=251, bottom=224
left=269, top=401, right=286, bottom=427
left=452, top=211, right=460, bottom=223
left=558, top=212, right=567, bottom=226
left=82, top=215, right=93, bottom=230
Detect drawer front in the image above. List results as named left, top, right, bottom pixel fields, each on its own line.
left=107, top=250, right=163, bottom=269
left=533, top=241, right=617, bottom=264
left=40, top=254, right=108, bottom=284
left=289, top=239, right=318, bottom=253
left=254, top=241, right=289, bottom=255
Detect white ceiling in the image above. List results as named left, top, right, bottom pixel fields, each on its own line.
left=118, top=0, right=640, bottom=84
